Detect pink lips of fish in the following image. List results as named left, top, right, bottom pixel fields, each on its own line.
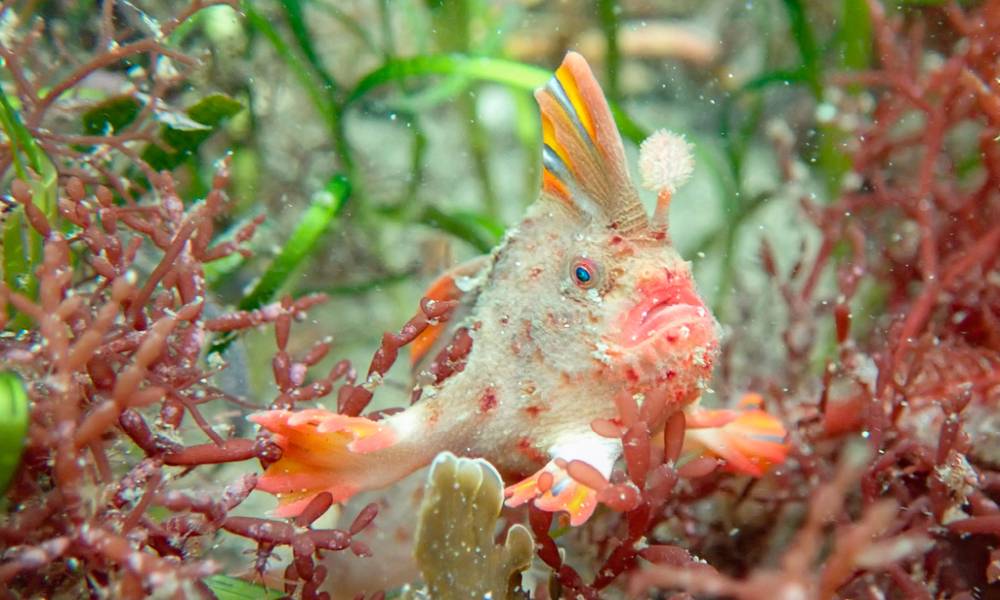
left=617, top=272, right=718, bottom=386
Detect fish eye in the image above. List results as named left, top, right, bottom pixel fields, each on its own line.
left=571, top=257, right=599, bottom=288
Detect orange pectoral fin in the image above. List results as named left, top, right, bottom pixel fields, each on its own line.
left=682, top=401, right=789, bottom=477
left=410, top=255, right=488, bottom=369
left=503, top=436, right=618, bottom=527
left=504, top=462, right=599, bottom=527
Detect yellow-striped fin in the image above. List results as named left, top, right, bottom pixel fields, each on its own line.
left=535, top=52, right=645, bottom=232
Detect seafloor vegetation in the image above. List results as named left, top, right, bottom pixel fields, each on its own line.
left=1, top=0, right=998, bottom=598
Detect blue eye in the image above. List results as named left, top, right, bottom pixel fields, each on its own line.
left=571, top=258, right=599, bottom=288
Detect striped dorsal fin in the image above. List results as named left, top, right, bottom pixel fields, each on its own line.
left=536, top=52, right=646, bottom=233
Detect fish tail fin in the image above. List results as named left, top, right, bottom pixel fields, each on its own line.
left=682, top=395, right=789, bottom=477
left=249, top=408, right=399, bottom=517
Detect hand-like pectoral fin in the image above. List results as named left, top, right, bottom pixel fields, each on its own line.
left=683, top=396, right=789, bottom=477
left=410, top=255, right=489, bottom=374
left=503, top=435, right=619, bottom=526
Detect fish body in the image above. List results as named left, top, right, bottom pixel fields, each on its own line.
left=413, top=202, right=716, bottom=474
left=252, top=53, right=785, bottom=525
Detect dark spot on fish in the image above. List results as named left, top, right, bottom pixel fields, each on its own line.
left=651, top=230, right=667, bottom=241
left=479, top=386, right=498, bottom=413
left=523, top=404, right=545, bottom=418
left=654, top=370, right=676, bottom=386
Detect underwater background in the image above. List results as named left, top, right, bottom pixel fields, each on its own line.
left=1, top=0, right=999, bottom=598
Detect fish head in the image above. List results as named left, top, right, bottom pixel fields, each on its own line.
left=602, top=238, right=718, bottom=400
left=521, top=51, right=718, bottom=404
left=519, top=203, right=717, bottom=405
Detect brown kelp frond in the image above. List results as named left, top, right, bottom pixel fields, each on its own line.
left=3, top=1, right=1000, bottom=598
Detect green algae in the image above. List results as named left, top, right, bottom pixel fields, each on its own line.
left=408, top=452, right=533, bottom=600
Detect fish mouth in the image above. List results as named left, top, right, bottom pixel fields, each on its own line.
left=609, top=276, right=719, bottom=396
left=617, top=280, right=717, bottom=351
left=625, top=302, right=707, bottom=346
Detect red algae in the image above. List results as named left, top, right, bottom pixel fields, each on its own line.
left=0, top=163, right=400, bottom=598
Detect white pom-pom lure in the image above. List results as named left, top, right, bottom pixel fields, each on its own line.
left=639, top=129, right=694, bottom=232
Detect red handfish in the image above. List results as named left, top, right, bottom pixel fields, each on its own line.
left=251, top=52, right=788, bottom=526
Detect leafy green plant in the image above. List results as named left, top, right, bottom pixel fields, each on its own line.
left=210, top=175, right=350, bottom=354
left=142, top=93, right=245, bottom=171
left=203, top=575, right=283, bottom=600
left=0, top=86, right=56, bottom=328
left=0, top=372, right=29, bottom=495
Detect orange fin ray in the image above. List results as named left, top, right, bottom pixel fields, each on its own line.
left=410, top=255, right=488, bottom=372
left=682, top=400, right=789, bottom=477
left=503, top=436, right=619, bottom=526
